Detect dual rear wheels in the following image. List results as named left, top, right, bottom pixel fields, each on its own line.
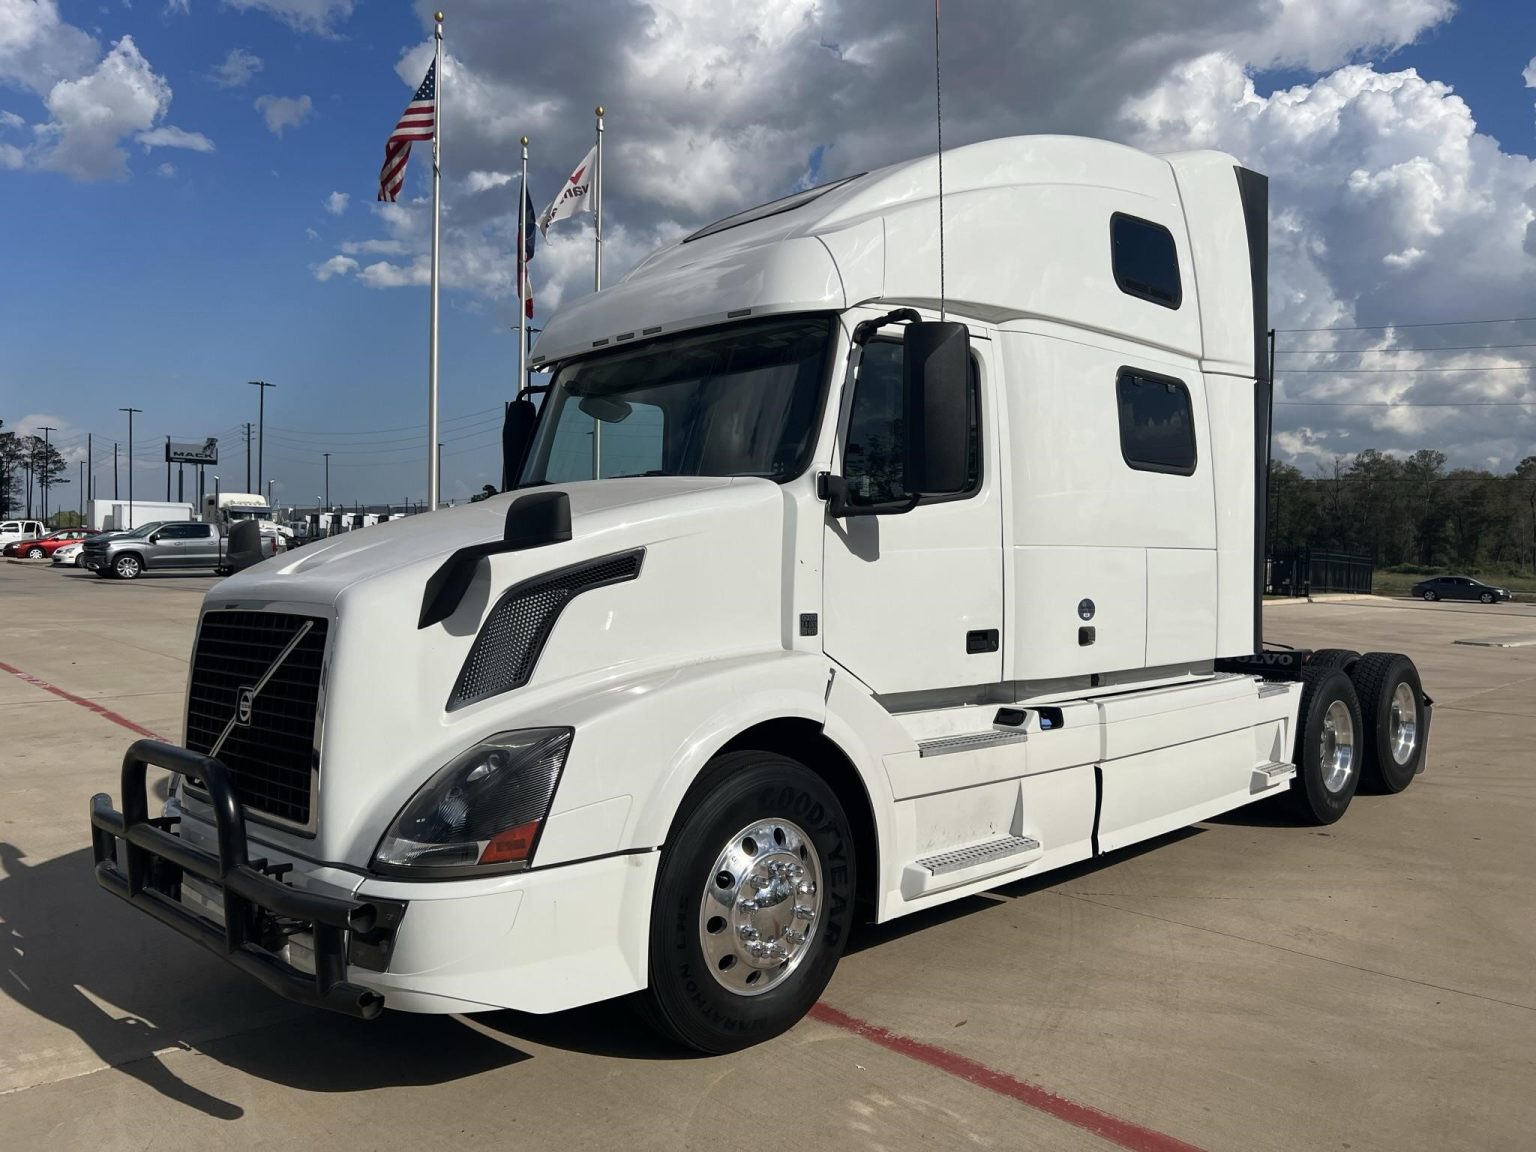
left=1288, top=650, right=1426, bottom=824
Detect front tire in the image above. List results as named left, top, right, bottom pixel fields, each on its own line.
left=113, top=554, right=141, bottom=579
left=641, top=751, right=855, bottom=1053
left=26, top=546, right=44, bottom=559
left=1479, top=592, right=1494, bottom=604
left=1287, top=666, right=1364, bottom=825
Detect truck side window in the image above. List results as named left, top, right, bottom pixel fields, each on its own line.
left=843, top=340, right=980, bottom=503
left=1111, top=213, right=1182, bottom=309
left=1116, top=369, right=1196, bottom=475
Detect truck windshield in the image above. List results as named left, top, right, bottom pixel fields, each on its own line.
left=520, top=314, right=834, bottom=485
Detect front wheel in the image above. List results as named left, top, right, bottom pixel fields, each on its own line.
left=26, top=546, right=44, bottom=559
left=641, top=751, right=855, bottom=1053
left=113, top=554, right=141, bottom=579
left=1479, top=592, right=1494, bottom=604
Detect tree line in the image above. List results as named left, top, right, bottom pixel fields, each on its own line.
left=1269, top=448, right=1536, bottom=572
left=0, top=420, right=70, bottom=521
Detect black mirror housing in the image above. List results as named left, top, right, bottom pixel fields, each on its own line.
left=501, top=397, right=539, bottom=492
left=902, top=321, right=970, bottom=495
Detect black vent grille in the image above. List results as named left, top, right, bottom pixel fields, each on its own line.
left=450, top=551, right=643, bottom=710
left=185, top=611, right=328, bottom=828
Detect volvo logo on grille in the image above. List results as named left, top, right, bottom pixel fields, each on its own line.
left=235, top=685, right=256, bottom=726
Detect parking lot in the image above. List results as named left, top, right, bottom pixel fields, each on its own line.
left=1, top=559, right=1532, bottom=1151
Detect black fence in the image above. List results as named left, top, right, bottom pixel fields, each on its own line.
left=1267, top=547, right=1374, bottom=597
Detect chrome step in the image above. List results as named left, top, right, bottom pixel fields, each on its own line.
left=1257, top=681, right=1293, bottom=698
left=1251, top=760, right=1296, bottom=791
left=918, top=730, right=1028, bottom=758
left=916, top=835, right=1041, bottom=876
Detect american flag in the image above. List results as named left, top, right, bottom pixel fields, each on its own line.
left=377, top=61, right=435, bottom=203
left=517, top=187, right=536, bottom=318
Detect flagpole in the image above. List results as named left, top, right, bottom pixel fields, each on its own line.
left=518, top=135, right=529, bottom=400
left=427, top=10, right=444, bottom=511
left=592, top=104, right=604, bottom=479
left=594, top=105, right=604, bottom=291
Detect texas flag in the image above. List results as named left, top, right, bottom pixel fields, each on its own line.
left=538, top=145, right=597, bottom=235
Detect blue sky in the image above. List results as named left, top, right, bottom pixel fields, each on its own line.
left=2, top=0, right=1534, bottom=509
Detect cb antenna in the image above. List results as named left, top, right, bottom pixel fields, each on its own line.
left=933, top=0, right=946, bottom=322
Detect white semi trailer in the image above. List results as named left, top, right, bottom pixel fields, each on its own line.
left=90, top=136, right=1429, bottom=1053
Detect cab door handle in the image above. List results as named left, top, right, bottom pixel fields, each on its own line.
left=966, top=629, right=999, bottom=654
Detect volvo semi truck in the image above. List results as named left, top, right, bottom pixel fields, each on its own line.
left=90, top=135, right=1430, bottom=1053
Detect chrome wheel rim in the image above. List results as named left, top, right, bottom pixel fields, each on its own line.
left=698, top=818, right=822, bottom=997
left=1319, top=700, right=1356, bottom=793
left=1388, top=681, right=1418, bottom=766
left=118, top=557, right=138, bottom=577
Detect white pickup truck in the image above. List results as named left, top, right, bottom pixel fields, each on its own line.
left=90, top=135, right=1429, bottom=1053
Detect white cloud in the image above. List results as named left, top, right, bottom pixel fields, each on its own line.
left=37, top=36, right=171, bottom=180
left=210, top=47, right=262, bottom=88
left=224, top=0, right=355, bottom=35
left=1222, top=0, right=1453, bottom=71
left=310, top=254, right=358, bottom=281
left=0, top=109, right=24, bottom=130
left=324, top=190, right=349, bottom=215
left=136, top=125, right=215, bottom=152
left=465, top=170, right=514, bottom=194
left=0, top=142, right=22, bottom=168
left=165, top=0, right=190, bottom=13
left=255, top=93, right=313, bottom=136
left=156, top=161, right=176, bottom=176
left=0, top=0, right=99, bottom=94
left=1525, top=56, right=1536, bottom=89
left=305, top=226, right=319, bottom=239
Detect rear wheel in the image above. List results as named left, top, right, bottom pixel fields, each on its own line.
left=1349, top=652, right=1425, bottom=794
left=640, top=751, right=855, bottom=1053
left=1422, top=589, right=1438, bottom=601
left=1287, top=666, right=1364, bottom=825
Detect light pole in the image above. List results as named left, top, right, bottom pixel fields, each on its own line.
left=323, top=452, right=330, bottom=508
left=267, top=479, right=275, bottom=506
left=38, top=425, right=56, bottom=522
left=249, top=380, right=275, bottom=493
left=119, top=408, right=141, bottom=527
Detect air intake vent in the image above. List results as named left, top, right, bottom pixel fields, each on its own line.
left=449, top=550, right=643, bottom=710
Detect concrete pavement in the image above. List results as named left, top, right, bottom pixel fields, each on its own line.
left=1, top=561, right=1532, bottom=1150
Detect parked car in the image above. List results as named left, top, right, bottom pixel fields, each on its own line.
left=1410, top=575, right=1511, bottom=603
left=0, top=519, right=46, bottom=550
left=83, top=520, right=275, bottom=579
left=3, top=528, right=91, bottom=558
left=52, top=541, right=86, bottom=567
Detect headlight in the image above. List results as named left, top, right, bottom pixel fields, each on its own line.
left=373, top=728, right=573, bottom=876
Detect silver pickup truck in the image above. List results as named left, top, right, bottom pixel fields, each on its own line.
left=83, top=521, right=273, bottom=579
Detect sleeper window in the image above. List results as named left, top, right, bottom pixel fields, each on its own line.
left=1116, top=370, right=1196, bottom=476
left=1111, top=213, right=1182, bottom=309
left=842, top=339, right=981, bottom=503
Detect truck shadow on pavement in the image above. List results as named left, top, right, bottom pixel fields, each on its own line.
left=0, top=842, right=527, bottom=1120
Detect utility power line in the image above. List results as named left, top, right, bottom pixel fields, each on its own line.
left=1277, top=316, right=1536, bottom=333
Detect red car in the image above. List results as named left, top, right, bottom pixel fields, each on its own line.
left=3, top=529, right=91, bottom=559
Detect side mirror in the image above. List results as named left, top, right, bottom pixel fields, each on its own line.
left=501, top=397, right=539, bottom=491
left=902, top=321, right=971, bottom=495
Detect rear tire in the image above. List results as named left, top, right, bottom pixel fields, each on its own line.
left=640, top=751, right=855, bottom=1053
left=1287, top=666, right=1364, bottom=825
left=1422, top=590, right=1438, bottom=601
left=1307, top=648, right=1359, bottom=674
left=1349, top=652, right=1425, bottom=794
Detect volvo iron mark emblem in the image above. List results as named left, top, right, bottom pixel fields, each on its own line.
left=235, top=686, right=256, bottom=726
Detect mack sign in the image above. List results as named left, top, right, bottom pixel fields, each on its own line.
left=166, top=438, right=219, bottom=465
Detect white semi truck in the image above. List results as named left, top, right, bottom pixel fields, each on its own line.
left=90, top=136, right=1429, bottom=1053
left=202, top=492, right=293, bottom=549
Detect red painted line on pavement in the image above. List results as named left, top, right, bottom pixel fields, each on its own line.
left=0, top=660, right=163, bottom=740
left=809, top=1002, right=1205, bottom=1152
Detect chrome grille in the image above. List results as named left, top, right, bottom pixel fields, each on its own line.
left=184, top=611, right=327, bottom=828
left=450, top=551, right=643, bottom=711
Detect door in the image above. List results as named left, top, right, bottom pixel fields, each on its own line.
left=822, top=330, right=1003, bottom=697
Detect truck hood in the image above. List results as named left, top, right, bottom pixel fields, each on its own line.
left=211, top=476, right=746, bottom=607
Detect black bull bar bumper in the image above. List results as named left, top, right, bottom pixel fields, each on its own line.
left=90, top=739, right=387, bottom=1019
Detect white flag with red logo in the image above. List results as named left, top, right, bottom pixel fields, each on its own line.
left=538, top=145, right=597, bottom=235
